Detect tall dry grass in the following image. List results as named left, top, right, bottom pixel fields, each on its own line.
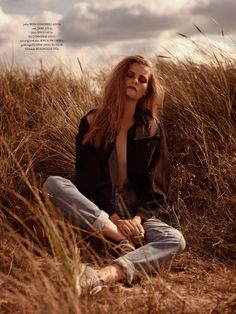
left=0, top=52, right=236, bottom=313
left=158, top=56, right=236, bottom=262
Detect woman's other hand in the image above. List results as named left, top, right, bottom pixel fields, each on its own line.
left=116, top=215, right=145, bottom=240
left=130, top=216, right=145, bottom=243
left=116, top=219, right=137, bottom=237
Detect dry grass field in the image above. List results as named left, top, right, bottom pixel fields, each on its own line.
left=0, top=52, right=235, bottom=313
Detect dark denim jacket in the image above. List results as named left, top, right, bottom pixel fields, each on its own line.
left=75, top=106, right=170, bottom=218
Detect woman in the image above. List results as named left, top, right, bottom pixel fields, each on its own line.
left=43, top=55, right=185, bottom=296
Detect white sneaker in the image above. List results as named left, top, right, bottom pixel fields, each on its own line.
left=76, top=264, right=105, bottom=296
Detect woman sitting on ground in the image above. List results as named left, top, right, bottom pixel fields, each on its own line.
left=43, top=55, right=186, bottom=295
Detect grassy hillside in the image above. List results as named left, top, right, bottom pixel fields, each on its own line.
left=0, top=55, right=235, bottom=313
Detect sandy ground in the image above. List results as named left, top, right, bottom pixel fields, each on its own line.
left=80, top=251, right=236, bottom=314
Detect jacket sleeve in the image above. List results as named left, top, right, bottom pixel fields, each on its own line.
left=75, top=113, right=113, bottom=214
left=75, top=115, right=100, bottom=192
left=149, top=122, right=170, bottom=202
left=137, top=122, right=170, bottom=214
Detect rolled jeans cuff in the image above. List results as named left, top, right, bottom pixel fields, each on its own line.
left=113, top=256, right=136, bottom=284
left=43, top=176, right=110, bottom=231
left=92, top=210, right=109, bottom=230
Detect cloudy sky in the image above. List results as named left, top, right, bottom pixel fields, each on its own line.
left=0, top=0, right=235, bottom=73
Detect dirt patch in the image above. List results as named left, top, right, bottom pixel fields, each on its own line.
left=80, top=252, right=236, bottom=314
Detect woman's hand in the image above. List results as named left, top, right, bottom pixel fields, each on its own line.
left=110, top=214, right=137, bottom=237
left=116, top=219, right=137, bottom=237
left=116, top=216, right=145, bottom=242
left=130, top=216, right=145, bottom=244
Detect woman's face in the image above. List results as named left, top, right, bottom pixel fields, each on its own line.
left=125, top=63, right=150, bottom=101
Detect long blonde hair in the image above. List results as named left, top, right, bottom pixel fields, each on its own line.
left=83, top=55, right=163, bottom=148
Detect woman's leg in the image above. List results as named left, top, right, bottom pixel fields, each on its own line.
left=43, top=176, right=126, bottom=242
left=96, top=263, right=126, bottom=283
left=84, top=218, right=185, bottom=287
left=111, top=217, right=186, bottom=284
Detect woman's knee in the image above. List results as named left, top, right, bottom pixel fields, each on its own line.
left=171, top=228, right=186, bottom=253
left=43, top=175, right=64, bottom=194
left=145, top=222, right=186, bottom=253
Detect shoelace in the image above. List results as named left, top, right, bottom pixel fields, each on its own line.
left=89, top=283, right=108, bottom=295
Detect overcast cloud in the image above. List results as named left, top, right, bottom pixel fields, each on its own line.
left=190, top=0, right=236, bottom=34
left=0, top=0, right=235, bottom=72
left=60, top=4, right=183, bottom=45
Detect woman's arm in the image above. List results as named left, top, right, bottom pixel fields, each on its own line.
left=136, top=122, right=171, bottom=215
left=149, top=122, right=170, bottom=201
left=75, top=111, right=113, bottom=214
left=75, top=113, right=101, bottom=192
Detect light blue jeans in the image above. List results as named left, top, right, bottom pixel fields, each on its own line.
left=43, top=176, right=186, bottom=283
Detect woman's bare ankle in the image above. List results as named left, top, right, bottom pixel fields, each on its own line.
left=96, top=263, right=126, bottom=284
